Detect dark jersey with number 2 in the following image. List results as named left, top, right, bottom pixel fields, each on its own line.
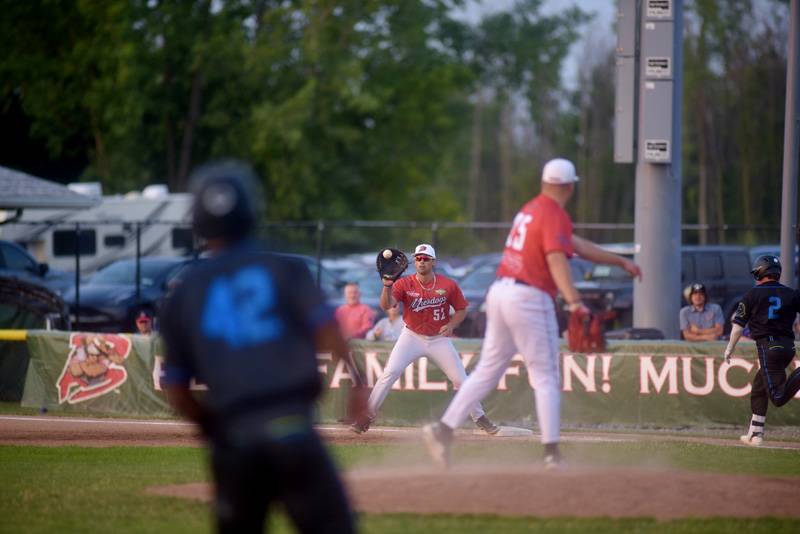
left=159, top=242, right=333, bottom=419
left=732, top=281, right=800, bottom=340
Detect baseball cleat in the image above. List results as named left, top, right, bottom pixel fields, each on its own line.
left=739, top=432, right=763, bottom=447
left=422, top=423, right=452, bottom=469
left=543, top=452, right=566, bottom=471
left=349, top=416, right=372, bottom=435
left=474, top=415, right=500, bottom=435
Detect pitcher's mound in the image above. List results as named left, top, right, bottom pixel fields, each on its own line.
left=147, top=464, right=800, bottom=519
left=345, top=465, right=799, bottom=519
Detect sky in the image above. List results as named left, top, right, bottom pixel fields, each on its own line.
left=454, top=0, right=617, bottom=89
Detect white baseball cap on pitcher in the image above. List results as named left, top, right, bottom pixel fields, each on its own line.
left=414, top=243, right=436, bottom=259
left=541, top=158, right=580, bottom=184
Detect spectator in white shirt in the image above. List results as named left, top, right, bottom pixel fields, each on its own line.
left=365, top=304, right=404, bottom=341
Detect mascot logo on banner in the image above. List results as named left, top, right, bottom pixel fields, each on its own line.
left=56, top=334, right=132, bottom=404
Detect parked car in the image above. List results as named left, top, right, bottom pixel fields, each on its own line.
left=0, top=276, right=70, bottom=330
left=166, top=251, right=346, bottom=309
left=0, top=239, right=73, bottom=296
left=576, top=245, right=754, bottom=332
left=280, top=252, right=346, bottom=304
left=454, top=253, right=593, bottom=338
left=64, top=256, right=191, bottom=332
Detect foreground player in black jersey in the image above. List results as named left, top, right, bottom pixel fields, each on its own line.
left=160, top=160, right=364, bottom=533
left=724, top=255, right=800, bottom=447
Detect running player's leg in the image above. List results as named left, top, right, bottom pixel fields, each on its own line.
left=367, top=328, right=424, bottom=416
left=758, top=339, right=800, bottom=407
left=508, top=287, right=560, bottom=444
left=750, top=370, right=768, bottom=417
left=427, top=337, right=485, bottom=420
left=440, top=283, right=516, bottom=429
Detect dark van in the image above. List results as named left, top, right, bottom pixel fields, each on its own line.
left=577, top=245, right=753, bottom=332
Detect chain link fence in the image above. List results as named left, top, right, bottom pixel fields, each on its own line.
left=2, top=218, right=787, bottom=275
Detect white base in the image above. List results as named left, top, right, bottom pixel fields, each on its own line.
left=473, top=425, right=534, bottom=437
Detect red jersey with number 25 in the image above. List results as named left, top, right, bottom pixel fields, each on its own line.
left=496, top=194, right=574, bottom=297
left=392, top=274, right=468, bottom=336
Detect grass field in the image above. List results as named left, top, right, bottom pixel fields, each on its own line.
left=1, top=439, right=799, bottom=533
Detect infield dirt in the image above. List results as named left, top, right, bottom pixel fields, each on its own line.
left=3, top=415, right=799, bottom=519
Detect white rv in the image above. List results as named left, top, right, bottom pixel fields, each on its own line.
left=0, top=184, right=194, bottom=274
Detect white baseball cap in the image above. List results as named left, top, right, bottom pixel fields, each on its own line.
left=414, top=243, right=436, bottom=259
left=541, top=158, right=580, bottom=184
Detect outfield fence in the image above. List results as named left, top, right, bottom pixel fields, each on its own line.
left=6, top=330, right=799, bottom=428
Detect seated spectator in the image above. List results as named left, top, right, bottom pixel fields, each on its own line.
left=680, top=283, right=724, bottom=341
left=365, top=304, right=404, bottom=341
left=335, top=282, right=375, bottom=339
left=135, top=311, right=154, bottom=335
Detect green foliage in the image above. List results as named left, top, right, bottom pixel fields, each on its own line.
left=4, top=0, right=785, bottom=242
left=0, top=0, right=585, bottom=224
left=682, top=0, right=788, bottom=244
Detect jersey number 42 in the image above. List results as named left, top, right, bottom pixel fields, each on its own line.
left=201, top=266, right=285, bottom=348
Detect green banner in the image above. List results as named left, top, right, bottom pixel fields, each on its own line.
left=0, top=304, right=43, bottom=401
left=23, top=331, right=173, bottom=417
left=21, top=332, right=800, bottom=427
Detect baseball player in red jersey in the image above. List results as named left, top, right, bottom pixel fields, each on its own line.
left=424, top=158, right=641, bottom=469
left=351, top=243, right=499, bottom=435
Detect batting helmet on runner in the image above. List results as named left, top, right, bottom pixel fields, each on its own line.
left=750, top=255, right=781, bottom=281
left=189, top=160, right=262, bottom=241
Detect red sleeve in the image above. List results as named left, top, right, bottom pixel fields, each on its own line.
left=449, top=281, right=468, bottom=311
left=540, top=210, right=573, bottom=257
left=392, top=277, right=407, bottom=304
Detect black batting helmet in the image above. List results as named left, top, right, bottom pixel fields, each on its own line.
left=189, top=160, right=262, bottom=241
left=750, top=255, right=781, bottom=281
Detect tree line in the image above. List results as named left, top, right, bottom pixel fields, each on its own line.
left=0, top=0, right=791, bottom=245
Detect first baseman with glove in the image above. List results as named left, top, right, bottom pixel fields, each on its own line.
left=351, top=243, right=499, bottom=435
left=724, top=254, right=800, bottom=447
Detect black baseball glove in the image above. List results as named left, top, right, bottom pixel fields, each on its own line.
left=376, top=248, right=408, bottom=283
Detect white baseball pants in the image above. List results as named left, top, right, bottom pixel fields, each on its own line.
left=441, top=278, right=561, bottom=443
left=367, top=327, right=486, bottom=421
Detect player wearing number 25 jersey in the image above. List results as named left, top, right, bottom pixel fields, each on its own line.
left=496, top=193, right=574, bottom=297
left=725, top=254, right=800, bottom=447
left=351, top=243, right=499, bottom=435
left=424, top=158, right=641, bottom=470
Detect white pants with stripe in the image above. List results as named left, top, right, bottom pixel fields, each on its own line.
left=441, top=278, right=561, bottom=443
left=367, top=327, right=486, bottom=421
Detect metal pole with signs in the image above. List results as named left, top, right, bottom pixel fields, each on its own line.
left=614, top=0, right=637, bottom=163
left=780, top=0, right=800, bottom=288
left=615, top=0, right=683, bottom=338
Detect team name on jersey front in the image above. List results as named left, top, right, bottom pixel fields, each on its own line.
left=409, top=295, right=448, bottom=312
left=392, top=275, right=467, bottom=336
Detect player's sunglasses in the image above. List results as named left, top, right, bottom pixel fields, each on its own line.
left=415, top=256, right=432, bottom=262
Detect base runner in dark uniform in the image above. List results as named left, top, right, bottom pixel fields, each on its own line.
left=160, top=160, right=363, bottom=533
left=724, top=255, right=800, bottom=447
